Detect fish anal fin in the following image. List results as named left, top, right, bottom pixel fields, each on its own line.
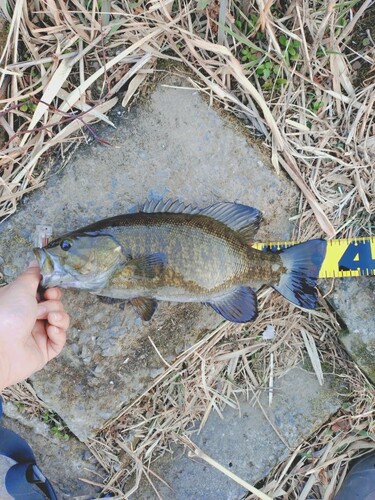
left=207, top=286, right=258, bottom=323
left=127, top=252, right=167, bottom=279
left=200, top=202, right=262, bottom=242
left=131, top=297, right=157, bottom=321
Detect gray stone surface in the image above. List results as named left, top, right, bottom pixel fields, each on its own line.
left=0, top=74, right=298, bottom=440
left=0, top=400, right=102, bottom=498
left=325, top=278, right=375, bottom=383
left=128, top=366, right=343, bottom=499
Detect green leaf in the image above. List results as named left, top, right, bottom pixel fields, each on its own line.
left=262, top=81, right=273, bottom=89
left=279, top=34, right=287, bottom=47
left=106, top=22, right=123, bottom=39
left=20, top=104, right=29, bottom=112
left=235, top=20, right=242, bottom=30
left=263, top=67, right=271, bottom=79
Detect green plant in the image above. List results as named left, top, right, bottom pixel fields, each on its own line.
left=235, top=14, right=262, bottom=39
left=233, top=11, right=299, bottom=91
left=311, top=100, right=324, bottom=112
left=279, top=34, right=301, bottom=64
left=42, top=410, right=71, bottom=440
left=19, top=100, right=37, bottom=113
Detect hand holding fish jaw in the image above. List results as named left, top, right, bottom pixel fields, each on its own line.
left=0, top=261, right=70, bottom=390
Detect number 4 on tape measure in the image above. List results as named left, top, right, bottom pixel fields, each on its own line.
left=321, top=237, right=375, bottom=278
left=338, top=240, right=375, bottom=273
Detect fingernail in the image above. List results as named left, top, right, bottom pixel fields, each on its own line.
left=28, top=259, right=39, bottom=268
left=50, top=312, right=62, bottom=322
left=37, top=304, right=47, bottom=317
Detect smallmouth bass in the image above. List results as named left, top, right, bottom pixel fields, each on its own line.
left=34, top=200, right=327, bottom=323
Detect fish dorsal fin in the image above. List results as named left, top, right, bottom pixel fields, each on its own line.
left=131, top=297, right=157, bottom=321
left=207, top=286, right=258, bottom=323
left=127, top=252, right=167, bottom=279
left=140, top=198, right=200, bottom=215
left=140, top=199, right=261, bottom=242
left=200, top=202, right=262, bottom=242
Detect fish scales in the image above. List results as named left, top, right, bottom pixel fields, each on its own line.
left=100, top=214, right=280, bottom=300
left=34, top=201, right=327, bottom=323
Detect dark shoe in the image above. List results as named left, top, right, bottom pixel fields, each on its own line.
left=335, top=452, right=375, bottom=500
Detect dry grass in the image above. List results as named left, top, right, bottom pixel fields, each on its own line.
left=83, top=289, right=374, bottom=497
left=0, top=0, right=373, bottom=233
left=1, top=0, right=374, bottom=498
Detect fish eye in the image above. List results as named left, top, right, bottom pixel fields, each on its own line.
left=60, top=240, right=72, bottom=251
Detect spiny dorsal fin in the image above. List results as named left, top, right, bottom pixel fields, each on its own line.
left=200, top=202, right=262, bottom=242
left=140, top=198, right=200, bottom=215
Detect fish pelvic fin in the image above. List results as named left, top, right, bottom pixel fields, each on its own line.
left=272, top=239, right=327, bottom=309
left=206, top=286, right=258, bottom=323
left=131, top=297, right=157, bottom=321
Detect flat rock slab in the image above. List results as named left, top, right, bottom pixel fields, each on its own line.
left=0, top=400, right=102, bottom=498
left=129, top=366, right=343, bottom=499
left=0, top=74, right=298, bottom=440
left=325, top=278, right=375, bottom=383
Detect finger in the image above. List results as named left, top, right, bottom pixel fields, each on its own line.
left=14, top=261, right=41, bottom=294
left=44, top=288, right=62, bottom=301
left=46, top=325, right=67, bottom=359
left=48, top=311, right=70, bottom=331
left=36, top=300, right=65, bottom=319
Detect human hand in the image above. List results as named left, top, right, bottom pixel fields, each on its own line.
left=0, top=261, right=70, bottom=390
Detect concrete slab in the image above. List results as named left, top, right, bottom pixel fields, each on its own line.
left=0, top=73, right=298, bottom=440
left=326, top=278, right=375, bottom=383
left=128, top=365, right=343, bottom=499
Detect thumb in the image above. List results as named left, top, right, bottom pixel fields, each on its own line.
left=13, top=260, right=41, bottom=294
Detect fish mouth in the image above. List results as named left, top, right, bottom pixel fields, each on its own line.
left=33, top=247, right=65, bottom=288
left=33, top=247, right=45, bottom=269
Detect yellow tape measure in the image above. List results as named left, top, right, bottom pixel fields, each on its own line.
left=252, top=237, right=375, bottom=278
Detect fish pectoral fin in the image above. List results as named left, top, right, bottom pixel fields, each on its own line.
left=130, top=297, right=157, bottom=321
left=206, top=286, right=258, bottom=323
left=127, top=252, right=167, bottom=279
left=200, top=202, right=262, bottom=242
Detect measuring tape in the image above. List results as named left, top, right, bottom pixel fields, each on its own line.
left=252, top=236, right=375, bottom=278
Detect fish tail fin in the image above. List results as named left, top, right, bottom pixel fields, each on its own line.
left=272, top=239, right=326, bottom=309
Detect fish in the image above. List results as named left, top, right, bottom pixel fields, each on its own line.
left=33, top=199, right=327, bottom=323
